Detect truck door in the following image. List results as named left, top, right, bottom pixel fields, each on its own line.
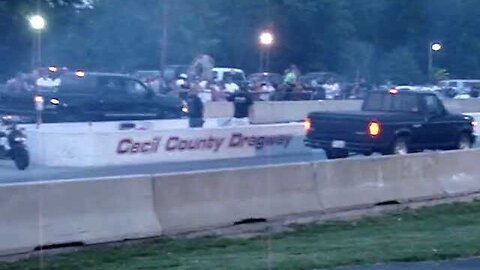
left=97, top=77, right=156, bottom=120
left=421, top=95, right=454, bottom=148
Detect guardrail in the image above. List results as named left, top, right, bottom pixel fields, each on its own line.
left=2, top=149, right=480, bottom=255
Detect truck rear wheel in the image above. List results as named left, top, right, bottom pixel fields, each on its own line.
left=325, top=149, right=349, bottom=159
left=384, top=136, right=410, bottom=156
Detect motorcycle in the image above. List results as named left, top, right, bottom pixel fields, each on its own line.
left=0, top=115, right=29, bottom=170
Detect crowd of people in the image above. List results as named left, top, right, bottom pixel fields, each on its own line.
left=3, top=67, right=64, bottom=92
left=134, top=63, right=371, bottom=104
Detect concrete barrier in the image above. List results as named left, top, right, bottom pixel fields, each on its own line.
left=4, top=149, right=480, bottom=256
left=152, top=163, right=320, bottom=233
left=436, top=150, right=480, bottom=195
left=443, top=99, right=480, bottom=113
left=26, top=123, right=309, bottom=167
left=313, top=154, right=445, bottom=211
left=204, top=99, right=480, bottom=124
left=0, top=176, right=161, bottom=256
left=249, top=100, right=361, bottom=124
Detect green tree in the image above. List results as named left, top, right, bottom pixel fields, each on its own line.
left=379, top=47, right=424, bottom=84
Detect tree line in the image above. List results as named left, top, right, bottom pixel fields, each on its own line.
left=2, top=0, right=480, bottom=84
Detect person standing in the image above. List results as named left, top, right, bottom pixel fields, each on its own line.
left=226, top=88, right=254, bottom=126
left=186, top=84, right=204, bottom=128
left=36, top=69, right=57, bottom=90
left=224, top=75, right=240, bottom=94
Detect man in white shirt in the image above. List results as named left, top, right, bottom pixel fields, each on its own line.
left=322, top=78, right=340, bottom=99
left=259, top=82, right=275, bottom=101
left=224, top=76, right=240, bottom=94
left=36, top=70, right=57, bottom=90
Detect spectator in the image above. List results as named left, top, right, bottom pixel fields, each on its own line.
left=224, top=76, right=240, bottom=94
left=258, top=81, right=275, bottom=101
left=226, top=88, right=254, bottom=126
left=212, top=81, right=228, bottom=101
left=290, top=64, right=301, bottom=78
left=186, top=84, right=204, bottom=128
left=36, top=69, right=57, bottom=90
left=322, top=77, right=341, bottom=99
left=6, top=72, right=30, bottom=92
left=283, top=66, right=299, bottom=101
left=198, top=80, right=212, bottom=103
left=175, top=73, right=190, bottom=100
left=283, top=68, right=296, bottom=86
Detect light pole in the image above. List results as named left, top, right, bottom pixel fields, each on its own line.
left=259, top=31, right=274, bottom=72
left=28, top=14, right=46, bottom=68
left=428, top=42, right=442, bottom=82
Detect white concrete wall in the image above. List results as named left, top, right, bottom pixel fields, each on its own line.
left=26, top=123, right=309, bottom=167
left=2, top=149, right=480, bottom=255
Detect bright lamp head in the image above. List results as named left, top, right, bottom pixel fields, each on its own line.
left=29, top=15, right=46, bottom=30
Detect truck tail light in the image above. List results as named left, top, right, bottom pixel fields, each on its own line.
left=304, top=118, right=312, bottom=132
left=75, top=70, right=85, bottom=77
left=368, top=121, right=381, bottom=137
left=389, top=88, right=399, bottom=95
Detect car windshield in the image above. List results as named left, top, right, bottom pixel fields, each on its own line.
left=2, top=1, right=480, bottom=270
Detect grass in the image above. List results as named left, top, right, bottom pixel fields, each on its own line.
left=3, top=201, right=480, bottom=270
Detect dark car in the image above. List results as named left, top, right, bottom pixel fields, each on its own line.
left=0, top=71, right=186, bottom=123
left=304, top=89, right=476, bottom=159
left=133, top=65, right=190, bottom=83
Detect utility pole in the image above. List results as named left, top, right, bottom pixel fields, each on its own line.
left=160, top=0, right=169, bottom=76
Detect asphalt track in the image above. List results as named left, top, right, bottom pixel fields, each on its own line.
left=338, top=258, right=480, bottom=270
left=0, top=151, right=328, bottom=184
left=1, top=142, right=479, bottom=184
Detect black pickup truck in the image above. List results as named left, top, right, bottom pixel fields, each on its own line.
left=304, top=89, right=476, bottom=159
left=0, top=71, right=186, bottom=123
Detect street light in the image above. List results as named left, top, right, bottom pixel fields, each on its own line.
left=258, top=31, right=274, bottom=72
left=259, top=31, right=274, bottom=46
left=428, top=42, right=442, bottom=82
left=28, top=14, right=46, bottom=68
left=29, top=15, right=46, bottom=30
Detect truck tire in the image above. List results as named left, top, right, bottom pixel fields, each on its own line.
left=325, top=149, right=349, bottom=159
left=457, top=133, right=473, bottom=150
left=13, top=147, right=29, bottom=170
left=384, top=136, right=410, bottom=156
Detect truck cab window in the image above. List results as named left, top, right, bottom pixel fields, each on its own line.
left=126, top=80, right=148, bottom=96
left=425, top=95, right=444, bottom=116
left=391, top=95, right=419, bottom=112
left=98, top=77, right=127, bottom=94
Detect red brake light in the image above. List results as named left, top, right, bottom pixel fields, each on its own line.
left=368, top=121, right=381, bottom=137
left=75, top=70, right=85, bottom=77
left=48, top=66, right=58, bottom=72
left=389, top=88, right=399, bottom=95
left=304, top=118, right=312, bottom=132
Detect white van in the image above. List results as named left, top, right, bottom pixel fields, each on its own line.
left=438, top=79, right=480, bottom=95
left=212, top=67, right=247, bottom=83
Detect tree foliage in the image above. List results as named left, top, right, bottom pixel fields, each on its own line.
left=2, top=0, right=480, bottom=84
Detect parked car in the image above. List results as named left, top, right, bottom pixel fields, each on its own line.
left=304, top=88, right=476, bottom=159
left=0, top=71, right=186, bottom=123
left=438, top=79, right=480, bottom=98
left=133, top=65, right=190, bottom=83
left=212, top=67, right=248, bottom=90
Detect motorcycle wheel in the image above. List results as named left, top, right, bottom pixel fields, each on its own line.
left=13, top=147, right=29, bottom=170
